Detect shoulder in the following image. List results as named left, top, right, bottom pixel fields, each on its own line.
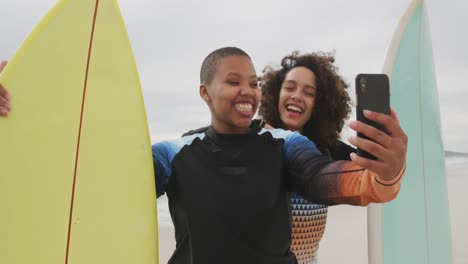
left=181, top=126, right=210, bottom=137
left=260, top=128, right=321, bottom=157
left=259, top=128, right=297, bottom=140
left=152, top=132, right=206, bottom=157
left=260, top=128, right=317, bottom=145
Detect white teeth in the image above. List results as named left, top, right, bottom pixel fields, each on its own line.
left=234, top=103, right=253, bottom=112
left=287, top=105, right=303, bottom=113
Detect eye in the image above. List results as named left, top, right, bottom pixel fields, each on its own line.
left=304, top=92, right=315, bottom=97
left=284, top=86, right=295, bottom=91
left=250, top=82, right=259, bottom=89
left=227, top=81, right=240, bottom=86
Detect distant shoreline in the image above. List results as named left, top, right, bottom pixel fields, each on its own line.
left=445, top=151, right=468, bottom=158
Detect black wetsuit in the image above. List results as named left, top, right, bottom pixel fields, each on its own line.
left=182, top=124, right=357, bottom=264
left=152, top=127, right=401, bottom=264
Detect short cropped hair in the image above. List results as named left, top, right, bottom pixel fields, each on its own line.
left=200, top=47, right=250, bottom=84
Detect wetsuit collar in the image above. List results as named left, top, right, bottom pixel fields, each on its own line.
left=206, top=127, right=257, bottom=147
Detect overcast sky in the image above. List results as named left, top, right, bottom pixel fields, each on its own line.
left=0, top=0, right=466, bottom=152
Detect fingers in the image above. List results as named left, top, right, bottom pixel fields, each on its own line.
left=0, top=82, right=11, bottom=100
left=0, top=82, right=10, bottom=98
left=0, top=60, right=7, bottom=72
left=0, top=82, right=11, bottom=116
left=348, top=136, right=392, bottom=161
left=349, top=120, right=392, bottom=149
left=0, top=60, right=12, bottom=117
left=349, top=117, right=407, bottom=161
left=362, top=110, right=399, bottom=136
left=364, top=110, right=407, bottom=142
left=0, top=106, right=8, bottom=117
left=0, top=96, right=11, bottom=109
left=349, top=108, right=408, bottom=181
left=361, top=109, right=408, bottom=145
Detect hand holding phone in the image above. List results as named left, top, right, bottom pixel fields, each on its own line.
left=348, top=73, right=407, bottom=181
left=355, top=74, right=390, bottom=160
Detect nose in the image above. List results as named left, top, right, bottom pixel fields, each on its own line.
left=240, top=83, right=255, bottom=96
left=290, top=89, right=302, bottom=101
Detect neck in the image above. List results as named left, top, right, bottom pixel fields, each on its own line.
left=211, top=122, right=251, bottom=135
left=283, top=124, right=303, bottom=134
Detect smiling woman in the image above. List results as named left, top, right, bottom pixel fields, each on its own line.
left=259, top=51, right=356, bottom=264
left=278, top=67, right=317, bottom=133
left=199, top=48, right=261, bottom=134
left=260, top=51, right=352, bottom=154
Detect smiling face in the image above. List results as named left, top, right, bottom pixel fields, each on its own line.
left=200, top=55, right=261, bottom=134
left=278, top=66, right=317, bottom=133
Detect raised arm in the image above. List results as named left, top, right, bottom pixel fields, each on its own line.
left=284, top=130, right=406, bottom=206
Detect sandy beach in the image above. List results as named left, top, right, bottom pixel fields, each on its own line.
left=157, top=157, right=467, bottom=263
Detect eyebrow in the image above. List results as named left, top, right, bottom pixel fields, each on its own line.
left=225, top=72, right=242, bottom=78
left=284, top=80, right=317, bottom=90
left=225, top=72, right=258, bottom=80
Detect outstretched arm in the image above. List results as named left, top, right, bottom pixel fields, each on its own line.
left=284, top=121, right=406, bottom=206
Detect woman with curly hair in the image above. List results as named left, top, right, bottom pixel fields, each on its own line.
left=259, top=51, right=356, bottom=264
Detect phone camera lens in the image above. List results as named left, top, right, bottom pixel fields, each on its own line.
left=360, top=77, right=367, bottom=93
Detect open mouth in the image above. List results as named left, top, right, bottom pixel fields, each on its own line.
left=234, top=103, right=254, bottom=115
left=286, top=104, right=303, bottom=115
left=234, top=103, right=253, bottom=112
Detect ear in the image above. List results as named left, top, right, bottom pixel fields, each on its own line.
left=200, top=84, right=210, bottom=102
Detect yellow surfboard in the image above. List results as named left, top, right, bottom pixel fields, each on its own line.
left=0, top=0, right=158, bottom=263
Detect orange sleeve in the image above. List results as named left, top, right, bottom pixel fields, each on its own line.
left=315, top=161, right=406, bottom=206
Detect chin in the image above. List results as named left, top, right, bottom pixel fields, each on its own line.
left=234, top=119, right=252, bottom=128
left=283, top=121, right=300, bottom=132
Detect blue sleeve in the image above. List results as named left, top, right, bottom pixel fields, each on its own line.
left=283, top=131, right=336, bottom=203
left=281, top=130, right=322, bottom=160
left=152, top=142, right=172, bottom=198
left=262, top=128, right=323, bottom=158
left=152, top=133, right=205, bottom=198
left=265, top=129, right=333, bottom=203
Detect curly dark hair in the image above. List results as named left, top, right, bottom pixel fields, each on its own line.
left=259, top=51, right=352, bottom=153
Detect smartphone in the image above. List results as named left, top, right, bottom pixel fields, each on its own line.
left=355, top=73, right=390, bottom=160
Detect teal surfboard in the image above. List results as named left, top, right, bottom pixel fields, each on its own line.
left=368, top=0, right=452, bottom=263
